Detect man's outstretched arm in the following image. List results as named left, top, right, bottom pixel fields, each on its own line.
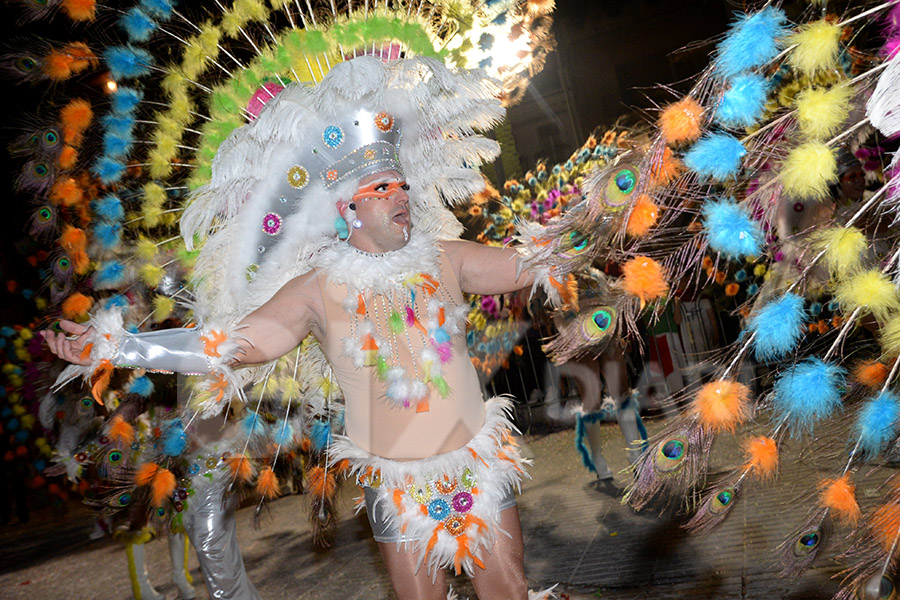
left=443, top=239, right=535, bottom=296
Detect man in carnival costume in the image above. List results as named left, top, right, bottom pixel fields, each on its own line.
left=43, top=57, right=560, bottom=599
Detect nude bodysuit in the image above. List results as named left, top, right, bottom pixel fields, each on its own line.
left=316, top=250, right=486, bottom=461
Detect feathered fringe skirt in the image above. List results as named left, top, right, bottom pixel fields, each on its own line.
left=329, top=397, right=530, bottom=577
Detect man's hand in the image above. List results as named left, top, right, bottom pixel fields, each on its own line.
left=41, top=320, right=94, bottom=366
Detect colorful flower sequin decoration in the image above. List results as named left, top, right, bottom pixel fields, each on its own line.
left=286, top=165, right=308, bottom=188
left=323, top=125, right=344, bottom=149
left=407, top=470, right=477, bottom=537
left=262, top=212, right=282, bottom=235
left=374, top=111, right=394, bottom=132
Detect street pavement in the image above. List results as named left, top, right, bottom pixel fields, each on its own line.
left=0, top=404, right=887, bottom=599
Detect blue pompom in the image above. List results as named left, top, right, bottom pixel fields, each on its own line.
left=93, top=156, right=127, bottom=185
left=702, top=197, right=764, bottom=259
left=715, top=7, right=788, bottom=78
left=855, top=391, right=900, bottom=458
left=103, top=131, right=134, bottom=158
left=241, top=413, right=267, bottom=438
left=95, top=261, right=127, bottom=288
left=139, top=0, right=175, bottom=20
left=684, top=133, right=746, bottom=181
left=111, top=87, right=143, bottom=113
left=161, top=420, right=188, bottom=456
left=747, top=293, right=805, bottom=361
left=772, top=358, right=845, bottom=435
left=93, top=222, right=122, bottom=250
left=120, top=8, right=157, bottom=42
left=310, top=419, right=332, bottom=452
left=716, top=73, right=769, bottom=128
left=94, top=195, right=125, bottom=221
left=272, top=419, right=294, bottom=446
left=127, top=376, right=154, bottom=397
left=101, top=113, right=136, bottom=137
left=104, top=295, right=128, bottom=310
left=103, top=45, right=154, bottom=79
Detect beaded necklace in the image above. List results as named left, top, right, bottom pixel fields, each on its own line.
left=316, top=232, right=468, bottom=411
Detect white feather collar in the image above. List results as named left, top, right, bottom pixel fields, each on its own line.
left=314, top=230, right=442, bottom=295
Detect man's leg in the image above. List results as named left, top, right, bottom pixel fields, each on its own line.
left=469, top=505, right=529, bottom=600
left=377, top=542, right=448, bottom=600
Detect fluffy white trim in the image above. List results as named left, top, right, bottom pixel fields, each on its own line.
left=330, top=398, right=530, bottom=576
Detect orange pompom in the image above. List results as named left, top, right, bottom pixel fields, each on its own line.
left=62, top=293, right=93, bottom=320
left=742, top=436, right=778, bottom=478
left=724, top=282, right=740, bottom=296
left=870, top=501, right=900, bottom=553
left=226, top=454, right=254, bottom=482
left=62, top=0, right=97, bottom=21
left=818, top=474, right=860, bottom=525
left=647, top=147, right=685, bottom=188
left=89, top=358, right=111, bottom=405
left=622, top=256, right=669, bottom=305
left=135, top=462, right=160, bottom=486
left=108, top=415, right=135, bottom=445
left=256, top=467, right=281, bottom=499
left=307, top=465, right=337, bottom=499
left=150, top=467, right=176, bottom=507
left=693, top=380, right=751, bottom=433
left=58, top=145, right=79, bottom=170
left=659, top=97, right=704, bottom=145
left=43, top=43, right=98, bottom=80
left=50, top=178, right=84, bottom=207
left=853, top=360, right=890, bottom=387
left=60, top=99, right=93, bottom=143
left=626, top=195, right=659, bottom=237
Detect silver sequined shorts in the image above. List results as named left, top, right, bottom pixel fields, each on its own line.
left=363, top=485, right=517, bottom=544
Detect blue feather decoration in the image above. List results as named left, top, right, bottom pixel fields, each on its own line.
left=93, top=220, right=122, bottom=250
left=772, top=358, right=846, bottom=435
left=139, top=0, right=176, bottom=20
left=102, top=130, right=133, bottom=158
left=127, top=375, right=154, bottom=397
left=95, top=260, right=127, bottom=288
left=161, top=420, right=188, bottom=456
left=103, top=46, right=154, bottom=79
left=93, top=156, right=127, bottom=184
left=94, top=195, right=125, bottom=221
left=683, top=133, right=746, bottom=181
left=854, top=391, right=900, bottom=458
left=716, top=73, right=769, bottom=128
left=101, top=113, right=136, bottom=137
left=715, top=6, right=788, bottom=78
left=273, top=418, right=294, bottom=446
left=701, top=197, right=763, bottom=259
left=120, top=8, right=158, bottom=43
left=111, top=87, right=143, bottom=114
left=747, top=293, right=805, bottom=361
left=104, top=295, right=129, bottom=310
left=310, top=419, right=332, bottom=452
left=241, top=412, right=267, bottom=438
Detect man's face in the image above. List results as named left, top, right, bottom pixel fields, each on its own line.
left=344, top=169, right=411, bottom=253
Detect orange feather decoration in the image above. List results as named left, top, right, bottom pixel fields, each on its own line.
left=43, top=43, right=98, bottom=81
left=870, top=500, right=900, bottom=553
left=621, top=256, right=669, bottom=305
left=693, top=380, right=751, bottom=433
left=626, top=194, right=659, bottom=237
left=226, top=454, right=254, bottom=482
left=60, top=99, right=93, bottom=144
left=852, top=359, right=890, bottom=388
left=108, top=415, right=135, bottom=445
left=135, top=462, right=160, bottom=486
left=62, top=293, right=94, bottom=320
left=256, top=467, right=281, bottom=499
left=818, top=474, right=860, bottom=525
left=62, top=0, right=97, bottom=21
left=742, top=436, right=778, bottom=478
left=89, top=358, right=112, bottom=404
left=307, top=465, right=337, bottom=499
left=150, top=467, right=176, bottom=507
left=659, top=97, right=704, bottom=145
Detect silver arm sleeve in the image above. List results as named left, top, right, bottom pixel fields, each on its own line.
left=114, top=328, right=213, bottom=374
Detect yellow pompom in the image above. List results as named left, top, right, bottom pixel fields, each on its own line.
left=139, top=263, right=166, bottom=288
left=135, top=236, right=159, bottom=261
left=811, top=226, right=867, bottom=278
left=780, top=141, right=837, bottom=199
left=880, top=315, right=900, bottom=357
left=152, top=295, right=176, bottom=323
left=787, top=20, right=842, bottom=76
left=795, top=84, right=853, bottom=140
left=834, top=270, right=900, bottom=325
